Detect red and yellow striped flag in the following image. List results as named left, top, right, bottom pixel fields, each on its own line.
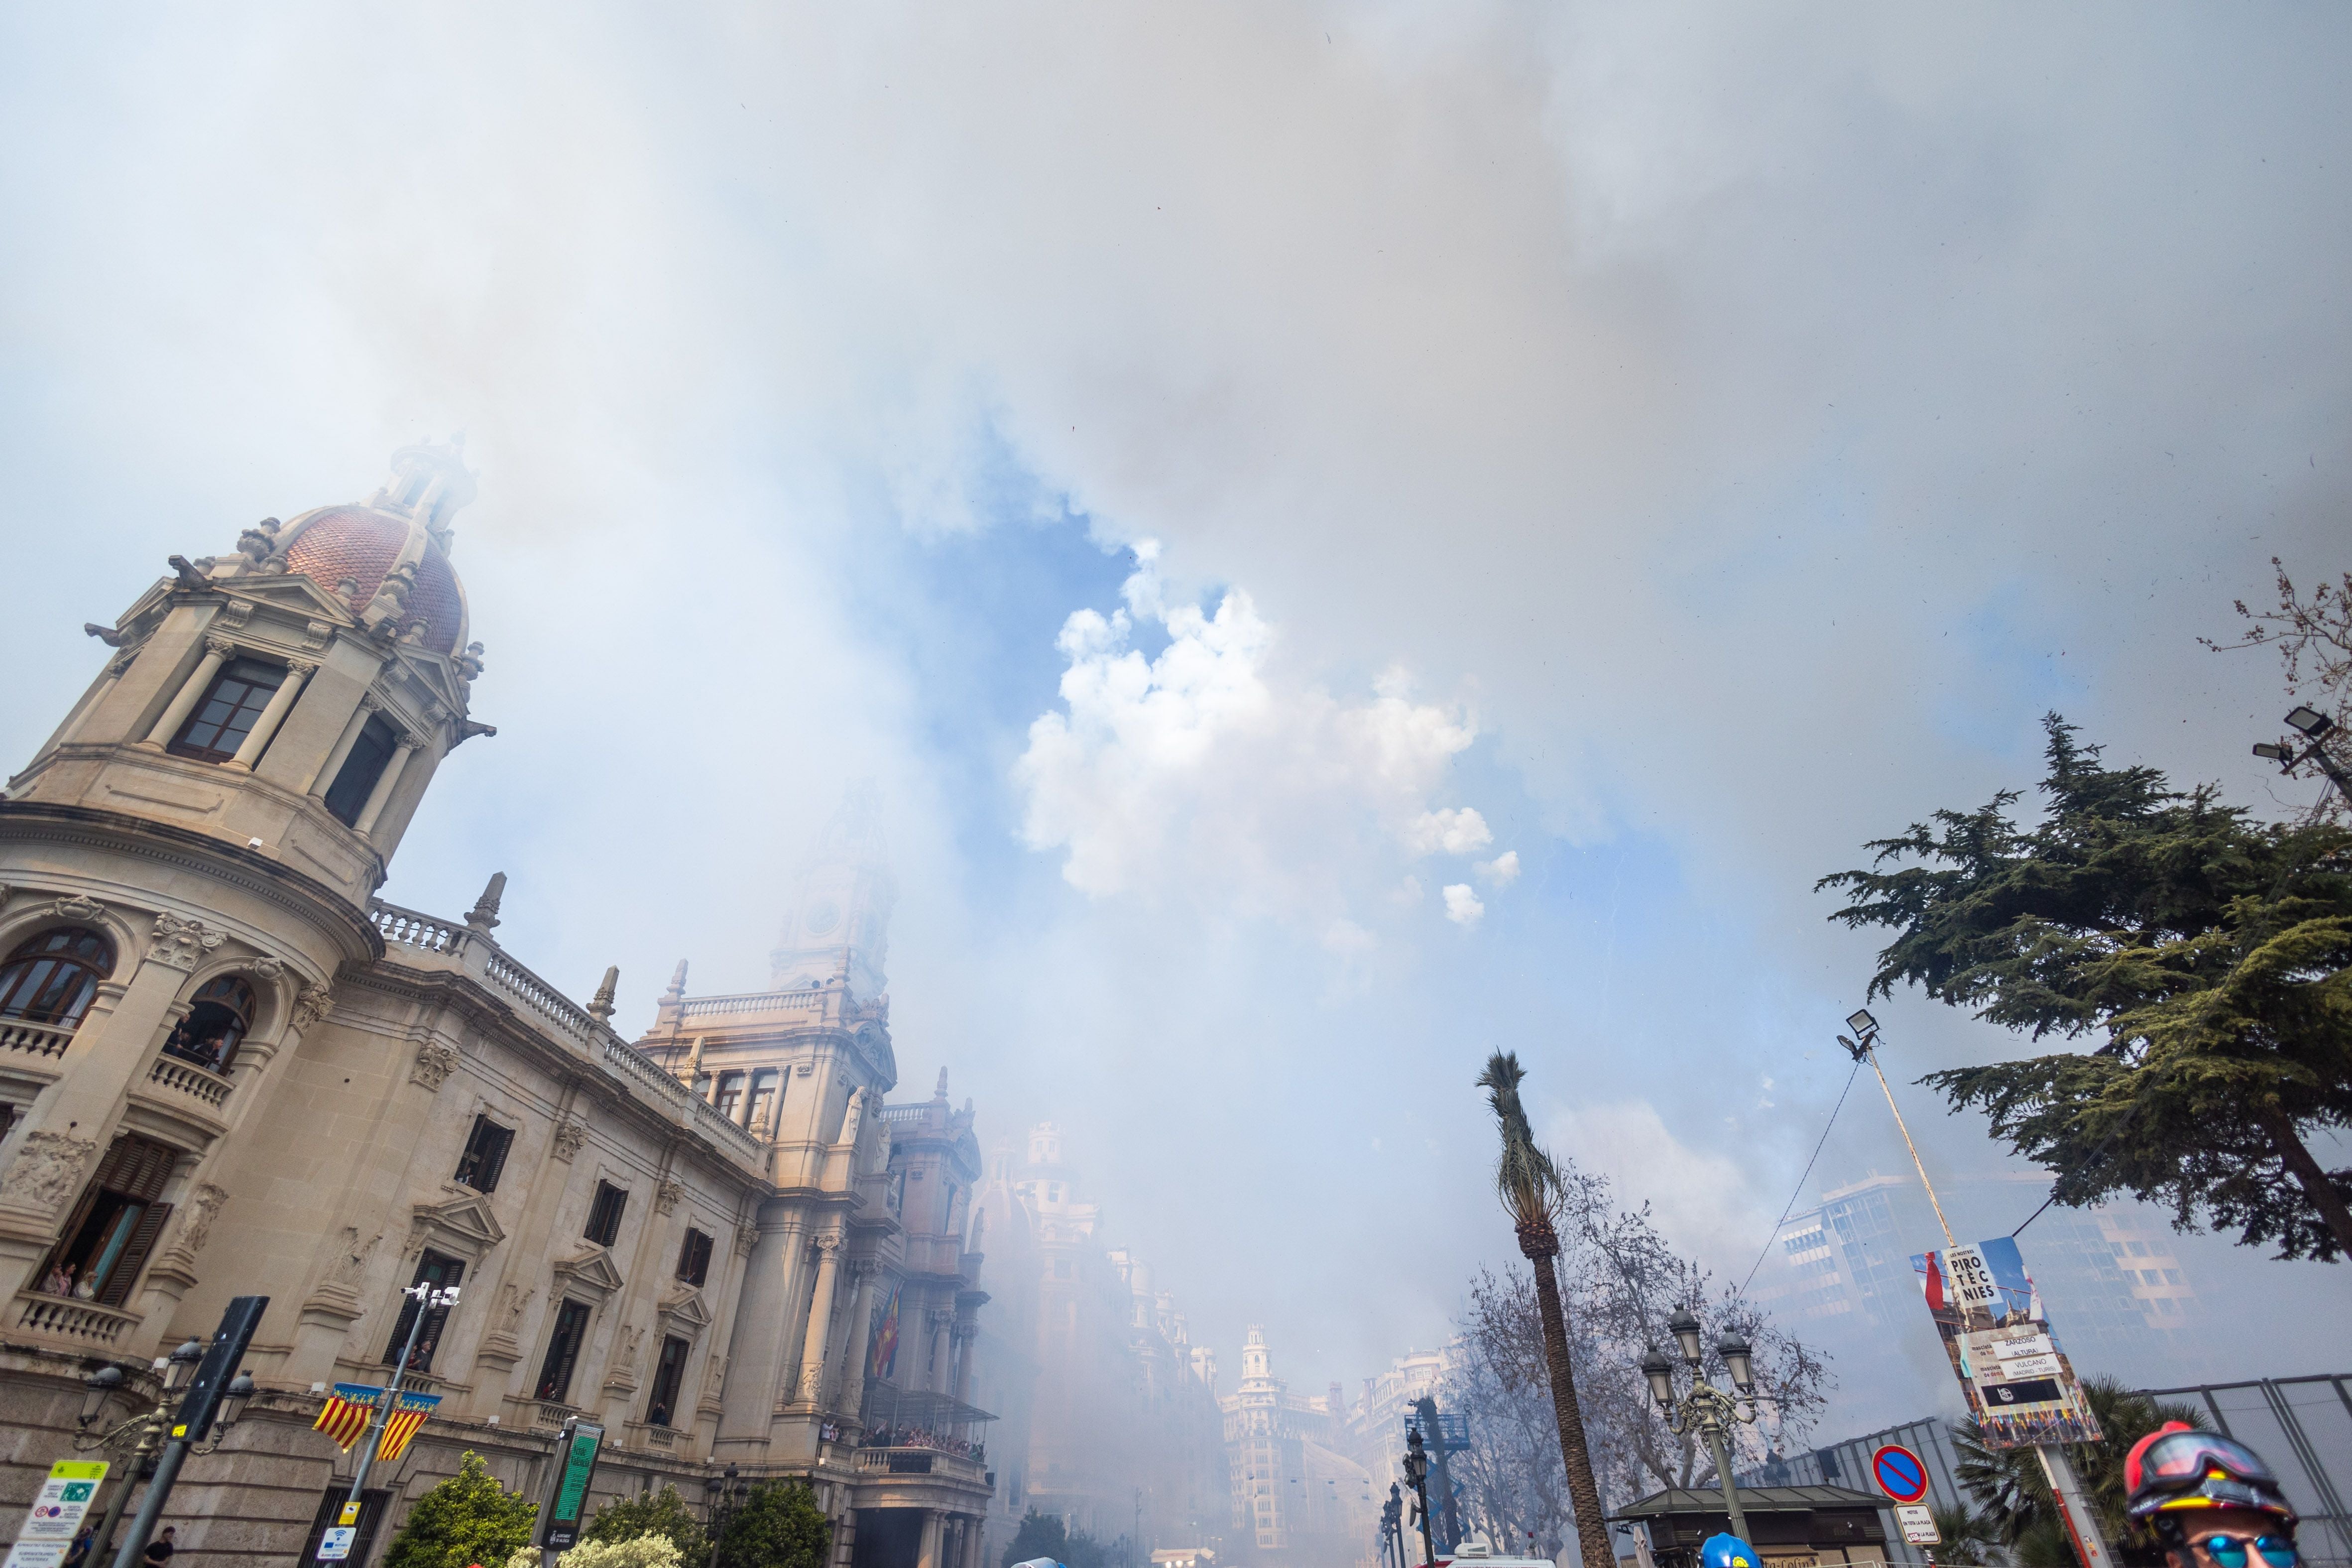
left=312, top=1384, right=381, bottom=1452
left=377, top=1391, right=443, bottom=1463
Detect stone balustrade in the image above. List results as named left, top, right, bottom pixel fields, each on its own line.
left=147, top=1054, right=231, bottom=1109
left=0, top=1017, right=77, bottom=1064
left=14, top=1292, right=139, bottom=1348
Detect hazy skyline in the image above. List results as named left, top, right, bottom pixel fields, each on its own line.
left=4, top=2, right=2347, bottom=1438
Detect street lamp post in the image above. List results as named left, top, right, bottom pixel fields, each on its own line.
left=704, top=1463, right=748, bottom=1566
left=1640, top=1309, right=1759, bottom=1545
left=1382, top=1484, right=1405, bottom=1568
left=2253, top=705, right=2352, bottom=807
left=1402, top=1424, right=1436, bottom=1568
left=75, top=1341, right=206, bottom=1564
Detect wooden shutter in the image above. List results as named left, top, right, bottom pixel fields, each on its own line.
left=96, top=1201, right=171, bottom=1307
left=94, top=1134, right=177, bottom=1201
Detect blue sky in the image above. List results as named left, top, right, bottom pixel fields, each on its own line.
left=4, top=1, right=2348, bottom=1440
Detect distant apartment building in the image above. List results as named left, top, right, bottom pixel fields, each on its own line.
left=1751, top=1171, right=2204, bottom=1376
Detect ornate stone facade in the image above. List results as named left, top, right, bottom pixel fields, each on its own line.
left=0, top=449, right=995, bottom=1568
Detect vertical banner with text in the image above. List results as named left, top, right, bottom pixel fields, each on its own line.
left=1912, top=1236, right=2102, bottom=1447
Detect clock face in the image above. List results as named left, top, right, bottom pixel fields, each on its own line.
left=805, top=898, right=843, bottom=937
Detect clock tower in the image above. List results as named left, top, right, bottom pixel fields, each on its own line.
left=769, top=780, right=896, bottom=999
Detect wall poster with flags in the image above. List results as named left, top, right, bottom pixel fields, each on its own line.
left=1911, top=1236, right=2100, bottom=1448
left=312, top=1384, right=443, bottom=1460
left=867, top=1283, right=901, bottom=1381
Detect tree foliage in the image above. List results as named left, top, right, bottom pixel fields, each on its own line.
left=1951, top=1375, right=2208, bottom=1568
left=1820, top=714, right=2352, bottom=1259
left=381, top=1451, right=539, bottom=1568
left=998, top=1510, right=1109, bottom=1568
left=713, top=1481, right=830, bottom=1568
left=1450, top=1156, right=1831, bottom=1537
left=584, top=1485, right=707, bottom=1562
left=506, top=1541, right=686, bottom=1568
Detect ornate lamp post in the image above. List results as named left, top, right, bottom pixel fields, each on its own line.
left=1382, top=1483, right=1406, bottom=1568
left=1402, top=1424, right=1436, bottom=1568
left=1640, top=1309, right=1759, bottom=1544
left=704, top=1462, right=748, bottom=1566
left=74, top=1339, right=217, bottom=1564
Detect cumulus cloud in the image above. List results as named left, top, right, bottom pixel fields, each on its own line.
left=1406, top=806, right=1493, bottom=856
left=1442, top=883, right=1485, bottom=926
left=1474, top=850, right=1520, bottom=886
left=1015, top=556, right=1489, bottom=922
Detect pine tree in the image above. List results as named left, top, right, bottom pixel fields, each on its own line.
left=585, top=1485, right=708, bottom=1561
left=713, top=1480, right=830, bottom=1568
left=381, top=1451, right=540, bottom=1568
left=1820, top=714, right=2352, bottom=1260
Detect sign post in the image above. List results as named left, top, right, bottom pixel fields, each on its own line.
left=535, top=1417, right=606, bottom=1563
left=4, top=1460, right=110, bottom=1568
left=1912, top=1240, right=2111, bottom=1568
left=1869, top=1443, right=1940, bottom=1549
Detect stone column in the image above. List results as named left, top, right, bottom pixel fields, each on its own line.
left=794, top=1232, right=844, bottom=1404
left=951, top=1317, right=978, bottom=1405
left=925, top=1308, right=953, bottom=1392
left=140, top=636, right=232, bottom=748
left=227, top=658, right=316, bottom=769
left=304, top=694, right=378, bottom=795
left=353, top=735, right=420, bottom=836
left=916, top=1511, right=943, bottom=1568
left=836, top=1261, right=880, bottom=1424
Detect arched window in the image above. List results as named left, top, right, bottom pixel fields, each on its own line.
left=161, top=974, right=258, bottom=1074
left=0, top=928, right=115, bottom=1027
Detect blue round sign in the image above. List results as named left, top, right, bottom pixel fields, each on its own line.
left=1871, top=1444, right=1929, bottom=1505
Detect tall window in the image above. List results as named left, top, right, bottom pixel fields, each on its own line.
left=676, top=1228, right=713, bottom=1288
left=167, top=658, right=285, bottom=764
left=584, top=1182, right=628, bottom=1247
left=381, top=1250, right=466, bottom=1373
left=535, top=1299, right=592, bottom=1404
left=0, top=928, right=114, bottom=1027
left=453, top=1115, right=515, bottom=1193
left=747, top=1071, right=779, bottom=1132
left=41, top=1133, right=177, bottom=1307
left=644, top=1335, right=690, bottom=1429
left=322, top=714, right=399, bottom=827
left=714, top=1074, right=744, bottom=1121
left=160, top=974, right=256, bottom=1073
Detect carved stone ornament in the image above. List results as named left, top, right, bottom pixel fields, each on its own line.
left=550, top=1118, right=588, bottom=1162
left=654, top=1177, right=684, bottom=1216
left=47, top=894, right=106, bottom=925
left=409, top=1040, right=460, bottom=1090
left=332, top=1228, right=382, bottom=1287
left=733, top=1226, right=758, bottom=1259
left=287, top=657, right=320, bottom=679
left=0, top=1131, right=99, bottom=1217
left=168, top=1182, right=230, bottom=1261
left=246, top=954, right=285, bottom=982
left=219, top=599, right=255, bottom=628
left=293, top=984, right=334, bottom=1030
left=147, top=911, right=226, bottom=971
left=205, top=634, right=237, bottom=659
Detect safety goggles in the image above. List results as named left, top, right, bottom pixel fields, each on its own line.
left=2194, top=1535, right=2298, bottom=1568
left=2132, top=1432, right=2281, bottom=1495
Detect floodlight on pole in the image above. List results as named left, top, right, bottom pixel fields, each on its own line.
left=2285, top=706, right=2333, bottom=738
left=2251, top=708, right=2352, bottom=807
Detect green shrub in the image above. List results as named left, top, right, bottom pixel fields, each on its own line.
left=713, top=1480, right=830, bottom=1568
left=382, top=1451, right=539, bottom=1568
left=585, top=1486, right=708, bottom=1562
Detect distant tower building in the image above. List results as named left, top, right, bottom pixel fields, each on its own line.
left=1220, top=1327, right=1374, bottom=1565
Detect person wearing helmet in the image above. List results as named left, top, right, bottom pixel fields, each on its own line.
left=1698, top=1533, right=1760, bottom=1568
left=2125, top=1423, right=2302, bottom=1568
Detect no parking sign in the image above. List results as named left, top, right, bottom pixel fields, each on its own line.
left=1870, top=1445, right=1940, bottom=1546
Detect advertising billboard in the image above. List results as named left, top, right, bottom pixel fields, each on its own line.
left=1911, top=1236, right=2102, bottom=1448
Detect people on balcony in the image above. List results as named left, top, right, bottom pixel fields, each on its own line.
left=158, top=975, right=256, bottom=1074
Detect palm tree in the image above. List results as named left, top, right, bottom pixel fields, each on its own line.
left=1476, top=1051, right=1614, bottom=1568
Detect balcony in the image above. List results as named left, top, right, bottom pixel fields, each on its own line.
left=146, top=1054, right=231, bottom=1110
left=0, top=1016, right=77, bottom=1072
left=14, top=1291, right=140, bottom=1348
left=852, top=1447, right=987, bottom=1484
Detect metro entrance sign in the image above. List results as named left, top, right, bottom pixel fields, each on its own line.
left=1870, top=1445, right=1929, bottom=1506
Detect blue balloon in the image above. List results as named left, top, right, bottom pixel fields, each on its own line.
left=1701, top=1534, right=1761, bottom=1568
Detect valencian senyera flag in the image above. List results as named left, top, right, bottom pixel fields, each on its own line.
left=313, top=1384, right=443, bottom=1459
left=867, top=1284, right=900, bottom=1381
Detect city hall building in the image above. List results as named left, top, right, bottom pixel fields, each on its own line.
left=0, top=446, right=998, bottom=1568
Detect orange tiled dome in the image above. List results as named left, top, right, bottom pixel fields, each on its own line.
left=281, top=508, right=466, bottom=654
